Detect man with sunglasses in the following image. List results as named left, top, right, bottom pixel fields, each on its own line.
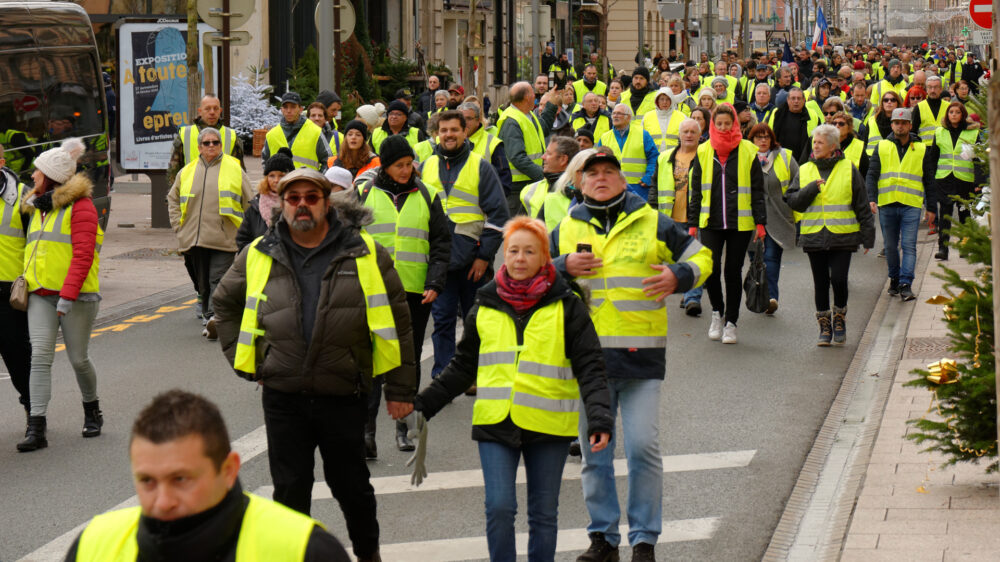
left=168, top=128, right=254, bottom=340
left=212, top=168, right=416, bottom=562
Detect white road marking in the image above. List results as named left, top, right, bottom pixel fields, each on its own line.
left=18, top=425, right=270, bottom=562
left=364, top=517, right=721, bottom=562
left=254, top=449, right=757, bottom=499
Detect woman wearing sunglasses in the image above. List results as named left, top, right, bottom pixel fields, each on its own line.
left=904, top=85, right=926, bottom=108
left=859, top=91, right=903, bottom=156
left=830, top=111, right=869, bottom=178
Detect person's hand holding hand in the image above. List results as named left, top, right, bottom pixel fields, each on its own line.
left=387, top=401, right=413, bottom=420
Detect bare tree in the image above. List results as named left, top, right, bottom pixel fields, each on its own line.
left=682, top=0, right=692, bottom=58
left=598, top=0, right=620, bottom=80
left=738, top=0, right=748, bottom=57
left=185, top=0, right=200, bottom=123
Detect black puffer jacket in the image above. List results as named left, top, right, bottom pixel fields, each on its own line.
left=213, top=196, right=417, bottom=401
left=785, top=153, right=876, bottom=252
left=414, top=274, right=613, bottom=447
left=235, top=195, right=269, bottom=250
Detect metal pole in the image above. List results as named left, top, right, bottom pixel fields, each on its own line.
left=319, top=0, right=334, bottom=92
left=333, top=0, right=341, bottom=93
left=507, top=0, right=516, bottom=82
left=742, top=0, right=750, bottom=58
left=637, top=0, right=644, bottom=64
left=532, top=0, right=540, bottom=77
left=707, top=0, right=714, bottom=58
left=221, top=0, right=231, bottom=126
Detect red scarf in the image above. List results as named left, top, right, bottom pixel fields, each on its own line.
left=709, top=106, right=743, bottom=163
left=495, top=263, right=557, bottom=313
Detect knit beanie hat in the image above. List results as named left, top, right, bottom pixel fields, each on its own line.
left=264, top=147, right=295, bottom=174
left=324, top=166, right=354, bottom=191
left=33, top=137, right=85, bottom=184
left=632, top=66, right=651, bottom=81
left=343, top=119, right=370, bottom=143
left=315, top=89, right=342, bottom=107
left=355, top=105, right=380, bottom=128
left=379, top=134, right=415, bottom=169
left=386, top=100, right=409, bottom=117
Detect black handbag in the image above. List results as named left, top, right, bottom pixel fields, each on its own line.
left=743, top=238, right=769, bottom=313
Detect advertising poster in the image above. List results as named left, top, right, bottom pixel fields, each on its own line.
left=117, top=22, right=215, bottom=171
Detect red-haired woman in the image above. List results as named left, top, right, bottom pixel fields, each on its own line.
left=403, top=216, right=612, bottom=561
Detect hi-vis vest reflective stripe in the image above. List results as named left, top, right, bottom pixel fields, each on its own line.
left=25, top=204, right=103, bottom=293
left=876, top=140, right=926, bottom=208
left=843, top=137, right=865, bottom=169
left=469, top=127, right=502, bottom=160
left=541, top=192, right=571, bottom=231
left=0, top=182, right=25, bottom=281
left=573, top=79, right=608, bottom=103
left=916, top=100, right=949, bottom=144
left=265, top=120, right=324, bottom=170
left=600, top=124, right=647, bottom=184
left=656, top=148, right=678, bottom=213
left=0, top=130, right=35, bottom=173
left=771, top=148, right=798, bottom=222
left=934, top=127, right=977, bottom=182
left=235, top=232, right=401, bottom=376
left=75, top=492, right=320, bottom=562
left=641, top=110, right=684, bottom=152
left=864, top=116, right=884, bottom=156
left=419, top=154, right=485, bottom=225
left=473, top=302, right=580, bottom=437
left=696, top=140, right=758, bottom=231
left=520, top=179, right=549, bottom=218
left=181, top=125, right=238, bottom=163
left=361, top=184, right=432, bottom=294
left=497, top=106, right=546, bottom=182
left=618, top=89, right=657, bottom=117
left=178, top=154, right=245, bottom=227
left=571, top=112, right=611, bottom=140
left=328, top=130, right=343, bottom=157
left=557, top=204, right=711, bottom=349
left=797, top=159, right=860, bottom=235
left=371, top=126, right=421, bottom=154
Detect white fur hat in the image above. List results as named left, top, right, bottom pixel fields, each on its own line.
left=324, top=166, right=354, bottom=191
left=355, top=105, right=380, bottom=128
left=34, top=138, right=85, bottom=184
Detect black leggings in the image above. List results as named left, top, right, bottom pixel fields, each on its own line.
left=807, top=250, right=853, bottom=311
left=700, top=229, right=754, bottom=325
left=937, top=198, right=971, bottom=250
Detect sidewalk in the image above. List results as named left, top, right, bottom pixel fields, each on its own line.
left=96, top=156, right=264, bottom=316
left=841, top=244, right=1000, bottom=560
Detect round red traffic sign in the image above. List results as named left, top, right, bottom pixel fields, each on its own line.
left=969, top=0, right=993, bottom=30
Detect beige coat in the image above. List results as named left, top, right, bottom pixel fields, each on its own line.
left=167, top=155, right=254, bottom=252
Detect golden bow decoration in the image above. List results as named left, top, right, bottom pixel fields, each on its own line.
left=926, top=359, right=959, bottom=384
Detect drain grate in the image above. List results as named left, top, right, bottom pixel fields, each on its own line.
left=109, top=248, right=182, bottom=260
left=903, top=336, right=954, bottom=358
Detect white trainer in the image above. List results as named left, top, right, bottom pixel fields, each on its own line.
left=722, top=322, right=738, bottom=344
left=708, top=312, right=724, bottom=341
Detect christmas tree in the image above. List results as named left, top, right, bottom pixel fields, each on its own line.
left=229, top=71, right=281, bottom=138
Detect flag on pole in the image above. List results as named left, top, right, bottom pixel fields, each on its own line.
left=782, top=41, right=794, bottom=63
left=811, top=7, right=829, bottom=50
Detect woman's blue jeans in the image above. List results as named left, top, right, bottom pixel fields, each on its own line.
left=478, top=439, right=570, bottom=561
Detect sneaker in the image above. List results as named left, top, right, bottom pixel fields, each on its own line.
left=816, top=311, right=832, bottom=346
left=685, top=300, right=702, bottom=317
left=935, top=249, right=949, bottom=261
left=878, top=248, right=885, bottom=258
left=203, top=317, right=218, bottom=341
left=765, top=298, right=778, bottom=315
left=576, top=532, right=619, bottom=562
left=721, top=322, right=737, bottom=344
left=899, top=284, right=916, bottom=301
left=631, top=543, right=655, bottom=562
left=887, top=278, right=899, bottom=297
left=708, top=312, right=724, bottom=341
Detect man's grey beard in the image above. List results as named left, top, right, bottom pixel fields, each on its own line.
left=291, top=210, right=317, bottom=232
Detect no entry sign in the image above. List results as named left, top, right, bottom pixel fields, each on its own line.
left=969, top=0, right=992, bottom=30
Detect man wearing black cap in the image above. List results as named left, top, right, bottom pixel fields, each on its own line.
left=575, top=127, right=594, bottom=149
left=619, top=67, right=657, bottom=118
left=550, top=148, right=711, bottom=562
left=262, top=92, right=331, bottom=172
left=393, top=88, right=426, bottom=131
left=371, top=100, right=426, bottom=153
left=743, top=64, right=773, bottom=104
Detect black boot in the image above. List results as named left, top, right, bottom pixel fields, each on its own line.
left=364, top=420, right=378, bottom=460
left=832, top=306, right=847, bottom=346
left=395, top=421, right=414, bottom=452
left=17, top=416, right=47, bottom=452
left=82, top=400, right=103, bottom=437
left=816, top=311, right=833, bottom=347
left=576, top=532, right=619, bottom=562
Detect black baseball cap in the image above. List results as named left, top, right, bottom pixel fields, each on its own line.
left=281, top=91, right=302, bottom=106
left=394, top=88, right=412, bottom=100
left=581, top=147, right=621, bottom=171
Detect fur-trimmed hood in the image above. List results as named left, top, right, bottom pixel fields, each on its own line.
left=330, top=188, right=373, bottom=229
left=21, top=172, right=93, bottom=214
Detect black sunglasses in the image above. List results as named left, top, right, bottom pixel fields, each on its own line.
left=201, top=140, right=221, bottom=146
left=284, top=192, right=324, bottom=206
left=824, top=111, right=838, bottom=116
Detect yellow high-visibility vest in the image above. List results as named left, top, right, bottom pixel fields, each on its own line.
left=473, top=302, right=580, bottom=437
left=573, top=79, right=608, bottom=103
left=863, top=115, right=885, bottom=156
left=599, top=124, right=648, bottom=185
left=265, top=120, right=324, bottom=170
left=180, top=125, right=238, bottom=163
left=468, top=127, right=502, bottom=161
left=916, top=99, right=949, bottom=144
left=694, top=140, right=758, bottom=231
left=234, top=232, right=400, bottom=376
left=0, top=181, right=25, bottom=281
left=843, top=137, right=865, bottom=169
left=178, top=154, right=245, bottom=227
left=419, top=153, right=486, bottom=226
left=556, top=203, right=712, bottom=349
left=934, top=127, right=977, bottom=183
left=520, top=179, right=549, bottom=218
left=371, top=126, right=421, bottom=154
left=655, top=148, right=678, bottom=214
left=876, top=139, right=926, bottom=208
left=541, top=192, right=571, bottom=231
left=797, top=159, right=860, bottom=235
left=361, top=183, right=434, bottom=294
left=75, top=492, right=320, bottom=562
left=618, top=89, right=657, bottom=117
left=641, top=110, right=685, bottom=152
left=496, top=106, right=546, bottom=182
left=25, top=203, right=103, bottom=293
left=571, top=112, right=611, bottom=140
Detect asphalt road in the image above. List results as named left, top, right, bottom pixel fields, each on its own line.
left=0, top=244, right=886, bottom=561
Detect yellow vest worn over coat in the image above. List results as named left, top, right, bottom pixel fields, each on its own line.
left=25, top=202, right=103, bottom=294
left=876, top=139, right=926, bottom=208
left=178, top=154, right=246, bottom=227
left=0, top=181, right=25, bottom=281
left=694, top=140, right=759, bottom=231
left=496, top=106, right=546, bottom=182
left=180, top=124, right=238, bottom=163
left=797, top=159, right=860, bottom=235
left=361, top=184, right=435, bottom=294
left=265, top=120, right=324, bottom=170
